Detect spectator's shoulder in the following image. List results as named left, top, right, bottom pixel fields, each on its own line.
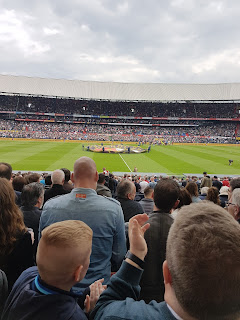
left=103, top=196, right=121, bottom=206
left=43, top=193, right=69, bottom=209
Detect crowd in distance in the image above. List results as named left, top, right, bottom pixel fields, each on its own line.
left=1, top=159, right=240, bottom=320
left=0, top=93, right=239, bottom=144
left=0, top=120, right=237, bottom=144
left=0, top=94, right=237, bottom=118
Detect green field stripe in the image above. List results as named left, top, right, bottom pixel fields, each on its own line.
left=93, top=153, right=130, bottom=172
left=154, top=145, right=240, bottom=174
left=152, top=146, right=208, bottom=173
left=1, top=142, right=60, bottom=170
left=118, top=152, right=171, bottom=173
left=175, top=145, right=240, bottom=165
left=44, top=143, right=90, bottom=171
left=178, top=145, right=240, bottom=158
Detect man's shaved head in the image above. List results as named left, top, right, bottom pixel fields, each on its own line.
left=72, top=157, right=98, bottom=188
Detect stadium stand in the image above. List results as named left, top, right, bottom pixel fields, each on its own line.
left=0, top=74, right=240, bottom=144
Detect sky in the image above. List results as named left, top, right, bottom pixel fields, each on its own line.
left=0, top=0, right=240, bottom=84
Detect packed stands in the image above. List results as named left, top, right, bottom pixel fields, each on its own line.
left=0, top=93, right=239, bottom=143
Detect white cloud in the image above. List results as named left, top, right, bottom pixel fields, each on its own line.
left=192, top=49, right=240, bottom=74
left=117, top=1, right=129, bottom=14
left=0, top=9, right=50, bottom=56
left=43, top=27, right=60, bottom=35
left=1, top=0, right=240, bottom=83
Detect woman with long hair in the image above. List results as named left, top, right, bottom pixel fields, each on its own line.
left=206, top=186, right=221, bottom=206
left=0, top=178, right=34, bottom=291
left=185, top=181, right=201, bottom=203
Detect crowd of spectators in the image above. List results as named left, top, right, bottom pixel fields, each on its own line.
left=1, top=161, right=240, bottom=320
left=0, top=120, right=237, bottom=143
left=0, top=93, right=239, bottom=144
left=0, top=94, right=239, bottom=118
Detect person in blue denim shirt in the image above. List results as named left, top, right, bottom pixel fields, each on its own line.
left=39, top=157, right=126, bottom=290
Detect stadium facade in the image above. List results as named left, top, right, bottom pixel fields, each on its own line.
left=1, top=74, right=240, bottom=102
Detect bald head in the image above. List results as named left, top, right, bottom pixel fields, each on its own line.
left=72, top=157, right=98, bottom=188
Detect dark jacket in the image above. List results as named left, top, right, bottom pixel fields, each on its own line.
left=44, top=184, right=68, bottom=204
left=20, top=206, right=42, bottom=256
left=140, top=211, right=173, bottom=303
left=212, top=180, right=222, bottom=191
left=96, top=183, right=112, bottom=198
left=117, top=197, right=144, bottom=222
left=91, top=261, right=177, bottom=320
left=15, top=191, right=21, bottom=206
left=139, top=198, right=154, bottom=214
left=1, top=267, right=88, bottom=320
left=0, top=232, right=34, bottom=292
left=108, top=178, right=117, bottom=195
left=219, top=194, right=228, bottom=208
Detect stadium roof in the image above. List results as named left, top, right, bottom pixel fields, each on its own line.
left=0, top=74, right=240, bottom=102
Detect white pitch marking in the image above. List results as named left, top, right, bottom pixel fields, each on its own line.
left=119, top=153, right=132, bottom=172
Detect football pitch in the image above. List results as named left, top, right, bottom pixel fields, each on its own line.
left=0, top=139, right=240, bottom=176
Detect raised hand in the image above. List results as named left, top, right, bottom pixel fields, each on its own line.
left=128, top=213, right=150, bottom=261
left=84, top=278, right=106, bottom=313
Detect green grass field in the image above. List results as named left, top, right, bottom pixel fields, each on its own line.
left=1, top=140, right=240, bottom=176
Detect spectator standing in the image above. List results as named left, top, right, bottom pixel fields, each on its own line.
left=96, top=173, right=112, bottom=198
left=199, top=187, right=209, bottom=200
left=219, top=186, right=229, bottom=208
left=0, top=162, right=21, bottom=206
left=206, top=187, right=221, bottom=205
left=186, top=181, right=201, bottom=203
left=222, top=176, right=230, bottom=187
left=2, top=221, right=105, bottom=320
left=117, top=180, right=144, bottom=222
left=39, top=157, right=126, bottom=290
left=134, top=177, right=141, bottom=193
left=200, top=171, right=212, bottom=188
left=0, top=178, right=34, bottom=292
left=171, top=188, right=192, bottom=219
left=148, top=176, right=157, bottom=189
left=44, top=169, right=68, bottom=204
left=139, top=179, right=180, bottom=303
left=12, top=176, right=26, bottom=193
left=25, top=173, right=41, bottom=184
left=139, top=186, right=154, bottom=214
left=61, top=168, right=74, bottom=192
left=108, top=174, right=117, bottom=196
left=20, top=182, right=44, bottom=256
left=212, top=175, right=222, bottom=191
left=139, top=177, right=148, bottom=193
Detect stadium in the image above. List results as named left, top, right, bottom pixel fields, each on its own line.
left=0, top=74, right=240, bottom=176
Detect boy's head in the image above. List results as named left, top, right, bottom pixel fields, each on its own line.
left=37, top=220, right=93, bottom=290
